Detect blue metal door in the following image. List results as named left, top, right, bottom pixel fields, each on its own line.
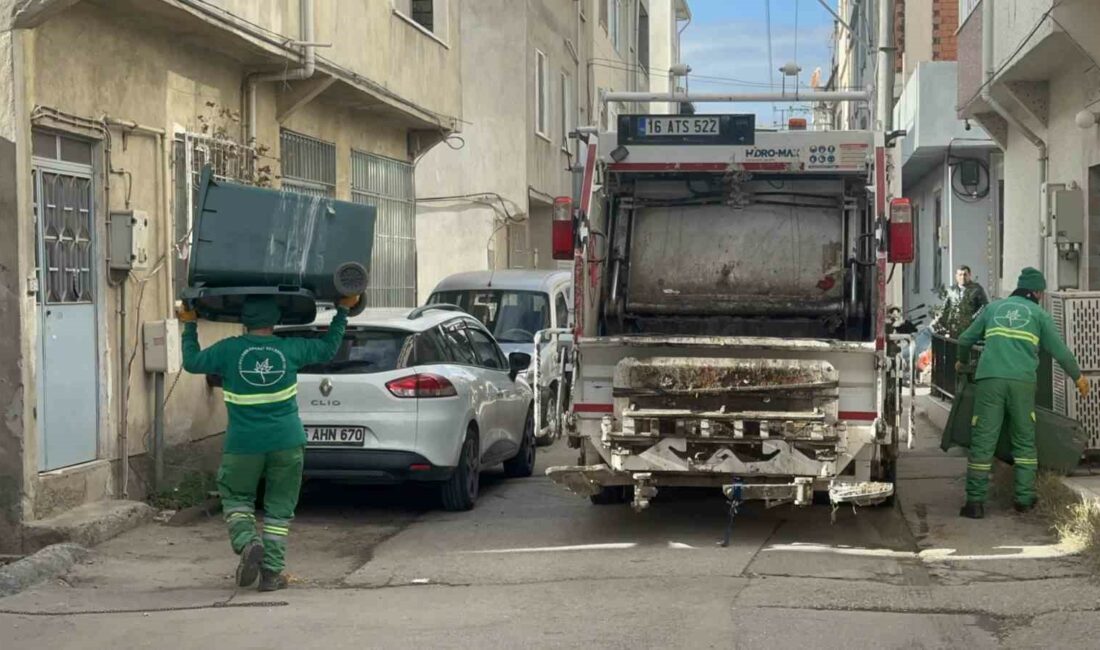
left=33, top=157, right=99, bottom=471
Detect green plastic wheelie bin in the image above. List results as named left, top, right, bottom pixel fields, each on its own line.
left=942, top=367, right=1086, bottom=475
left=181, top=166, right=376, bottom=324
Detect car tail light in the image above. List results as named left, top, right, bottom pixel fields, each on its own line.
left=552, top=196, right=574, bottom=260
left=385, top=374, right=457, bottom=398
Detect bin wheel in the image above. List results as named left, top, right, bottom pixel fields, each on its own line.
left=348, top=292, right=368, bottom=317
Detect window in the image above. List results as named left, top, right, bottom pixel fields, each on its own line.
left=280, top=130, right=336, bottom=197
left=638, top=4, right=650, bottom=72
left=465, top=325, right=506, bottom=370
left=394, top=0, right=449, bottom=40
left=609, top=0, right=621, bottom=51
left=561, top=72, right=574, bottom=153
left=600, top=0, right=608, bottom=30
left=429, top=290, right=551, bottom=343
left=535, top=49, right=550, bottom=139
left=554, top=292, right=570, bottom=328
left=283, top=328, right=411, bottom=375
left=411, top=329, right=449, bottom=366
left=440, top=322, right=478, bottom=365
left=352, top=151, right=417, bottom=308
left=172, top=132, right=257, bottom=298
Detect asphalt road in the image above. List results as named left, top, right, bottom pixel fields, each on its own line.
left=4, top=430, right=1100, bottom=649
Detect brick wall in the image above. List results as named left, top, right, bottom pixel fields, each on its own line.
left=933, top=0, right=959, bottom=61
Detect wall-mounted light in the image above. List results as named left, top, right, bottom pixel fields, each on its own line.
left=1076, top=109, right=1099, bottom=130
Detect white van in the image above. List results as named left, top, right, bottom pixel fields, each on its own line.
left=427, top=270, right=572, bottom=445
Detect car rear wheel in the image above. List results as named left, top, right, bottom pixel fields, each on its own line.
left=440, top=428, right=479, bottom=511
left=503, top=408, right=536, bottom=478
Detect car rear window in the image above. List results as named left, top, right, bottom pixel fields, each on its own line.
left=279, top=328, right=411, bottom=374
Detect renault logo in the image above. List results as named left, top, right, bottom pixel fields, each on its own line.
left=319, top=377, right=333, bottom=397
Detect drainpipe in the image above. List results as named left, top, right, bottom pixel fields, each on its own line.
left=101, top=117, right=169, bottom=498
left=980, top=0, right=1048, bottom=284
left=246, top=0, right=316, bottom=145
left=875, top=0, right=894, bottom=132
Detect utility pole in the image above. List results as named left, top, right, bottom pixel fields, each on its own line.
left=876, top=0, right=895, bottom=132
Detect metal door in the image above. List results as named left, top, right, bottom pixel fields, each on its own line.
left=33, top=158, right=99, bottom=471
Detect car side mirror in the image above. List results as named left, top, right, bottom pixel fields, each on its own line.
left=508, top=352, right=532, bottom=381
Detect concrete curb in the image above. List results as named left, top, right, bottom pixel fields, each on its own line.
left=0, top=543, right=89, bottom=598
left=22, top=501, right=155, bottom=553
left=1061, top=474, right=1100, bottom=505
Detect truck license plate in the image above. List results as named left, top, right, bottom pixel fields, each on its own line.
left=640, top=117, right=720, bottom=137
left=306, top=426, right=366, bottom=447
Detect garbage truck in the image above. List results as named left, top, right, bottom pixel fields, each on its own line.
left=544, top=107, right=915, bottom=512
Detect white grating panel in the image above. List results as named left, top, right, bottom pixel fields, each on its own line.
left=1050, top=292, right=1100, bottom=449
left=1070, top=373, right=1100, bottom=450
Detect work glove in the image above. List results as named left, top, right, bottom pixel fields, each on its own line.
left=1077, top=376, right=1090, bottom=399
left=338, top=294, right=361, bottom=310
left=176, top=304, right=198, bottom=323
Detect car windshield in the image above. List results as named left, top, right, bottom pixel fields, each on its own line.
left=429, top=290, right=550, bottom=343
left=278, top=327, right=411, bottom=374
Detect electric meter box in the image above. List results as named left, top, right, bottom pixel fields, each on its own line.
left=143, top=319, right=181, bottom=374
left=109, top=210, right=151, bottom=271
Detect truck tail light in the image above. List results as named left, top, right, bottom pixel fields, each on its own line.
left=888, top=198, right=915, bottom=264
left=386, top=374, right=457, bottom=398
left=552, top=196, right=575, bottom=260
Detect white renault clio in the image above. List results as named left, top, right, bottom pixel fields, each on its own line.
left=278, top=305, right=536, bottom=511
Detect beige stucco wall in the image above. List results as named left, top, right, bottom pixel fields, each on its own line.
left=902, top=0, right=933, bottom=84
left=9, top=0, right=461, bottom=520
left=414, top=0, right=526, bottom=302
left=209, top=0, right=463, bottom=122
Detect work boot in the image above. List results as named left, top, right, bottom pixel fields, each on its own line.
left=959, top=502, right=985, bottom=519
left=259, top=569, right=289, bottom=592
left=235, top=539, right=264, bottom=588
left=1014, top=500, right=1037, bottom=514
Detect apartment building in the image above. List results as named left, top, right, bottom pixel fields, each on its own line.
left=416, top=0, right=688, bottom=301
left=0, top=0, right=462, bottom=551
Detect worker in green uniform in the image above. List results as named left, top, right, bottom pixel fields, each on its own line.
left=955, top=268, right=1089, bottom=519
left=177, top=294, right=358, bottom=590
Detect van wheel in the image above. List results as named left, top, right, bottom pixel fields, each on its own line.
left=440, top=428, right=479, bottom=511
left=536, top=385, right=556, bottom=447
left=503, top=409, right=536, bottom=478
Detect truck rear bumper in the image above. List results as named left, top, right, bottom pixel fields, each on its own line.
left=545, top=464, right=894, bottom=511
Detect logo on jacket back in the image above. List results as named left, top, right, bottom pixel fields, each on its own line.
left=993, top=302, right=1032, bottom=330
left=238, top=347, right=287, bottom=387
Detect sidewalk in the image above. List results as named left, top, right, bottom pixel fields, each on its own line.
left=918, top=389, right=1100, bottom=513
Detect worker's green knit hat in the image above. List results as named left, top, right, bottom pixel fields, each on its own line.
left=241, top=295, right=282, bottom=329
left=1016, top=267, right=1047, bottom=292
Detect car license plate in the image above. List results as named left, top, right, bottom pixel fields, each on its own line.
left=639, top=117, right=720, bottom=137
left=306, top=426, right=366, bottom=447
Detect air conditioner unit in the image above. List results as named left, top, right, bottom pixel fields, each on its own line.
left=1050, top=291, right=1100, bottom=450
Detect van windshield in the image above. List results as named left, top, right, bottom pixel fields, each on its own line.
left=429, top=290, right=550, bottom=343
left=277, top=327, right=410, bottom=374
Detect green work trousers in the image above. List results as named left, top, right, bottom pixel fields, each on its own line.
left=217, top=446, right=304, bottom=573
left=966, top=378, right=1038, bottom=506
